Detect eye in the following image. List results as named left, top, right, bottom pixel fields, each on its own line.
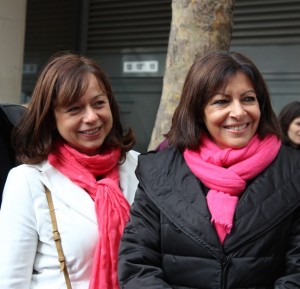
left=211, top=99, right=228, bottom=105
left=243, top=96, right=257, bottom=102
left=66, top=105, right=81, bottom=113
left=94, top=100, right=105, bottom=107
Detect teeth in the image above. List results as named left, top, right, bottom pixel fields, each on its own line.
left=82, top=128, right=99, bottom=135
left=226, top=124, right=247, bottom=131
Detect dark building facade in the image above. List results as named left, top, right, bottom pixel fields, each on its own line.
left=22, top=0, right=300, bottom=152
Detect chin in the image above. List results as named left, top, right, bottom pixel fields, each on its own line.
left=220, top=141, right=249, bottom=149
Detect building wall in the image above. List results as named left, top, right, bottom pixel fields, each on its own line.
left=20, top=0, right=300, bottom=152
left=0, top=0, right=27, bottom=104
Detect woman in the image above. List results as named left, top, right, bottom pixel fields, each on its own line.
left=0, top=52, right=139, bottom=289
left=118, top=51, right=300, bottom=288
left=278, top=101, right=300, bottom=149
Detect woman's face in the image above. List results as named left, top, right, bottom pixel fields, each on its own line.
left=287, top=116, right=300, bottom=146
left=54, top=73, right=113, bottom=155
left=204, top=72, right=261, bottom=149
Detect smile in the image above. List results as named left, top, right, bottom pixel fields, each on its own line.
left=224, top=123, right=248, bottom=131
left=80, top=127, right=100, bottom=135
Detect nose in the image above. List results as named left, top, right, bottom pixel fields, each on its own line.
left=82, top=107, right=98, bottom=123
left=229, top=101, right=246, bottom=119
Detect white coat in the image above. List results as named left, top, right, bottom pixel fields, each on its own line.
left=0, top=150, right=139, bottom=289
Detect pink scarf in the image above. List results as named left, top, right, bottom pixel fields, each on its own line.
left=48, top=143, right=130, bottom=289
left=183, top=134, right=281, bottom=244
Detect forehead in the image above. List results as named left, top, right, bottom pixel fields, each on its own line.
left=292, top=116, right=300, bottom=123
left=213, top=72, right=254, bottom=94
left=55, top=72, right=106, bottom=106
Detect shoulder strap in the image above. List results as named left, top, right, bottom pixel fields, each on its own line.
left=44, top=185, right=72, bottom=289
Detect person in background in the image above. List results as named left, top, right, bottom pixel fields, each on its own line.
left=0, top=52, right=139, bottom=289
left=278, top=101, right=300, bottom=150
left=0, top=103, right=27, bottom=204
left=118, top=51, right=300, bottom=289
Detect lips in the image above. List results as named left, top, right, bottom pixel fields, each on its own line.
left=80, top=127, right=100, bottom=135
left=224, top=123, right=248, bottom=131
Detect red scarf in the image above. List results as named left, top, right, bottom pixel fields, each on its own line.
left=183, top=134, right=281, bottom=244
left=48, top=143, right=130, bottom=289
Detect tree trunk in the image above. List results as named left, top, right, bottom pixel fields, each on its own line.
left=148, top=0, right=235, bottom=150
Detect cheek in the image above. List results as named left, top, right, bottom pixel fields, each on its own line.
left=288, top=124, right=295, bottom=134
left=106, top=110, right=113, bottom=127
left=55, top=117, right=77, bottom=138
left=205, top=114, right=224, bottom=129
left=256, top=109, right=261, bottom=120
left=253, top=105, right=261, bottom=120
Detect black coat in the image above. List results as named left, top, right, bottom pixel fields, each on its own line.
left=0, top=104, right=27, bottom=206
left=118, top=145, right=300, bottom=289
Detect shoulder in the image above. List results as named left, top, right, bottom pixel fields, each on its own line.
left=3, top=160, right=66, bottom=197
left=136, top=147, right=185, bottom=179
left=119, top=150, right=140, bottom=205
left=125, top=149, right=140, bottom=164
left=262, top=145, right=300, bottom=191
left=7, top=163, right=42, bottom=181
left=138, top=147, right=182, bottom=166
left=2, top=163, right=45, bottom=212
left=0, top=103, right=27, bottom=131
left=119, top=150, right=140, bottom=173
left=274, top=145, right=300, bottom=171
left=6, top=160, right=55, bottom=180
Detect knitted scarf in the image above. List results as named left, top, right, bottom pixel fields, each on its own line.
left=183, top=134, right=281, bottom=244
left=48, top=143, right=130, bottom=289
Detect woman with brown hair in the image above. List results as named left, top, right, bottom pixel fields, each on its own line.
left=0, top=52, right=139, bottom=289
left=278, top=101, right=300, bottom=150
left=118, top=51, right=300, bottom=289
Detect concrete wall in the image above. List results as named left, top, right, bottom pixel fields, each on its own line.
left=0, top=0, right=27, bottom=104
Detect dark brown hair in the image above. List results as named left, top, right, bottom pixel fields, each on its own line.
left=166, top=50, right=281, bottom=151
left=14, top=52, right=135, bottom=164
left=278, top=101, right=300, bottom=149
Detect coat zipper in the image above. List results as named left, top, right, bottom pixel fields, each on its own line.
left=221, top=254, right=231, bottom=289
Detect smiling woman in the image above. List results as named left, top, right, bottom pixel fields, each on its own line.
left=0, top=52, right=139, bottom=289
left=118, top=51, right=300, bottom=289
left=204, top=71, right=261, bottom=149
left=54, top=74, right=113, bottom=156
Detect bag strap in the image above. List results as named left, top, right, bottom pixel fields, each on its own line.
left=44, top=185, right=72, bottom=289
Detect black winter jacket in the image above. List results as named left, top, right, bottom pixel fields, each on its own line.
left=118, top=145, right=300, bottom=289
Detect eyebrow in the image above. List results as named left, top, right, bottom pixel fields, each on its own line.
left=241, top=89, right=256, bottom=96
left=91, top=92, right=107, bottom=99
left=213, top=89, right=256, bottom=97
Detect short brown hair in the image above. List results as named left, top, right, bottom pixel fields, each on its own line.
left=14, top=52, right=135, bottom=164
left=166, top=51, right=281, bottom=151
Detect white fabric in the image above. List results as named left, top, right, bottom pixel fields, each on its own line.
left=0, top=150, right=139, bottom=289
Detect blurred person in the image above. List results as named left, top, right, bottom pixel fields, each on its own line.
left=278, top=101, right=300, bottom=149
left=0, top=52, right=139, bottom=289
left=118, top=51, right=300, bottom=289
left=0, top=103, right=27, bottom=204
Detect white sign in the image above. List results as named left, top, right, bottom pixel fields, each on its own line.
left=123, top=60, right=159, bottom=73
left=23, top=63, right=37, bottom=74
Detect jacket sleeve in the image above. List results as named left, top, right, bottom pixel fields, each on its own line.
left=274, top=208, right=300, bottom=288
left=118, top=183, right=172, bottom=289
left=0, top=167, right=38, bottom=289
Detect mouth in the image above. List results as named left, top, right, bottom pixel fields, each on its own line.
left=224, top=123, right=249, bottom=131
left=80, top=127, right=101, bottom=135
